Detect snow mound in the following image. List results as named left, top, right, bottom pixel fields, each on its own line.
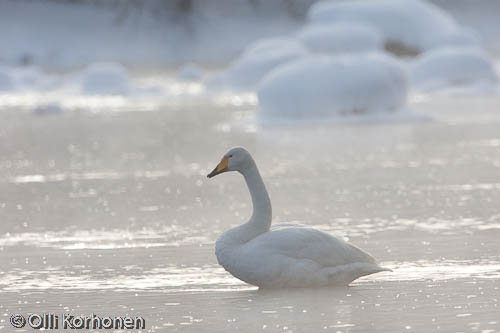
left=308, top=0, right=474, bottom=53
left=224, top=38, right=308, bottom=90
left=411, top=47, right=498, bottom=90
left=296, top=22, right=383, bottom=54
left=81, top=62, right=131, bottom=95
left=176, top=63, right=203, bottom=81
left=258, top=53, right=407, bottom=120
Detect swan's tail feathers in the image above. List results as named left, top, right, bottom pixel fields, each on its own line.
left=376, top=266, right=393, bottom=273
left=324, top=263, right=391, bottom=286
left=354, top=263, right=392, bottom=278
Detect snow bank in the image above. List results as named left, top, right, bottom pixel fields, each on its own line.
left=258, top=53, right=407, bottom=120
left=295, top=22, right=383, bottom=54
left=411, top=47, right=498, bottom=90
left=81, top=62, right=131, bottom=95
left=308, top=0, right=476, bottom=53
left=222, top=38, right=308, bottom=90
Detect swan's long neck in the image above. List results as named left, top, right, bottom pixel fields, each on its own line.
left=215, top=160, right=272, bottom=263
left=243, top=163, right=272, bottom=237
left=216, top=159, right=272, bottom=253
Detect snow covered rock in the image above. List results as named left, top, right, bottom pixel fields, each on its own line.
left=296, top=22, right=383, bottom=54
left=258, top=53, right=408, bottom=120
left=308, top=0, right=475, bottom=53
left=224, top=38, right=308, bottom=90
left=81, top=62, right=131, bottom=95
left=411, top=47, right=498, bottom=90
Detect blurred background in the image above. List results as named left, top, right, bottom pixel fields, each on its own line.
left=1, top=0, right=500, bottom=332
left=1, top=0, right=500, bottom=68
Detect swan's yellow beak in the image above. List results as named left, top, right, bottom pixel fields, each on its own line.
left=207, top=156, right=229, bottom=178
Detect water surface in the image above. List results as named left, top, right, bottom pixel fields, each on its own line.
left=1, top=93, right=500, bottom=332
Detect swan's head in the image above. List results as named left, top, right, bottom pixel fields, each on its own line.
left=207, top=147, right=254, bottom=178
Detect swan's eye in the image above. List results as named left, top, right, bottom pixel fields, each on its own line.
left=228, top=154, right=233, bottom=158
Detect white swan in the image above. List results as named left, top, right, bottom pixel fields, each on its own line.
left=207, top=147, right=389, bottom=288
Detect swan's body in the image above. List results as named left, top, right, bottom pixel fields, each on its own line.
left=208, top=147, right=389, bottom=288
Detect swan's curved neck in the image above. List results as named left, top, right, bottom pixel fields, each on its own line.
left=241, top=163, right=272, bottom=238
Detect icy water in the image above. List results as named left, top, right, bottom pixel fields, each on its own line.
left=1, top=93, right=500, bottom=332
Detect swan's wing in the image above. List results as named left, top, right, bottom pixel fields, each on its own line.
left=247, top=226, right=376, bottom=268
left=223, top=226, right=387, bottom=287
